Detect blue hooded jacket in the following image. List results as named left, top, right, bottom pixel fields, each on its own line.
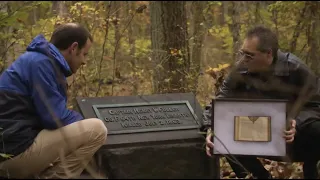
left=0, top=35, right=84, bottom=160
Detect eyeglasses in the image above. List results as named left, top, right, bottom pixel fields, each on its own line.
left=237, top=50, right=254, bottom=60
left=235, top=50, right=255, bottom=66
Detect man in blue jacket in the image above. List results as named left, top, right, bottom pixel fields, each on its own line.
left=0, top=23, right=108, bottom=179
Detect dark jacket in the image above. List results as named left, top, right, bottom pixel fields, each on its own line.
left=202, top=50, right=320, bottom=131
left=0, top=35, right=84, bottom=162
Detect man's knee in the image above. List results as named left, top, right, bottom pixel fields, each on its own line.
left=79, top=118, right=108, bottom=144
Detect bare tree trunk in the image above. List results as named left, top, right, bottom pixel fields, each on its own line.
left=189, top=1, right=206, bottom=93
left=0, top=2, right=8, bottom=73
left=191, top=1, right=205, bottom=73
left=309, top=22, right=318, bottom=71
left=307, top=2, right=320, bottom=74
left=150, top=1, right=190, bottom=93
left=203, top=1, right=214, bottom=29
left=271, top=8, right=279, bottom=38
left=254, top=2, right=260, bottom=24
left=228, top=1, right=241, bottom=61
left=33, top=8, right=38, bottom=24
left=126, top=1, right=138, bottom=94
left=28, top=6, right=39, bottom=25
left=52, top=1, right=67, bottom=17
left=289, top=2, right=307, bottom=53
left=113, top=1, right=121, bottom=72
left=0, top=1, right=12, bottom=73
left=219, top=2, right=225, bottom=25
left=128, top=1, right=136, bottom=61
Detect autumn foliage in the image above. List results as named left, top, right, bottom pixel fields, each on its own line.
left=0, top=1, right=319, bottom=178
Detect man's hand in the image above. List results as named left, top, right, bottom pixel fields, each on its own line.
left=206, top=128, right=214, bottom=157
left=283, top=119, right=296, bottom=143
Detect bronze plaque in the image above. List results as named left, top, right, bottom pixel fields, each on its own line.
left=93, top=101, right=199, bottom=135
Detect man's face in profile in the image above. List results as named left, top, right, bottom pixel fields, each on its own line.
left=237, top=36, right=273, bottom=73
left=68, top=39, right=92, bottom=74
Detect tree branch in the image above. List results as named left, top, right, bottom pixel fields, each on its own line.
left=95, top=1, right=112, bottom=97
left=0, top=2, right=30, bottom=23
left=111, top=7, right=137, bottom=96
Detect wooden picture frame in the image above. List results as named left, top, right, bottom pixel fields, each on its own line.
left=212, top=98, right=287, bottom=157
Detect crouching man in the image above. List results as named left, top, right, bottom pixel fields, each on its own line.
left=0, top=23, right=108, bottom=179
left=203, top=26, right=320, bottom=179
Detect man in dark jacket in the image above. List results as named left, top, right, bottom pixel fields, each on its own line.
left=204, top=26, right=320, bottom=179
left=0, top=23, right=108, bottom=179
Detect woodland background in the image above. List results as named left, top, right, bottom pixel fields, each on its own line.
left=0, top=1, right=319, bottom=179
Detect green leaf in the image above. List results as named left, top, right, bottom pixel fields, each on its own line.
left=0, top=153, right=13, bottom=159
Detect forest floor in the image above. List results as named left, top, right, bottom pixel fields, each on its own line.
left=219, top=157, right=304, bottom=179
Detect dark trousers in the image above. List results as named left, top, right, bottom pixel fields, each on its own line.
left=227, top=120, right=320, bottom=179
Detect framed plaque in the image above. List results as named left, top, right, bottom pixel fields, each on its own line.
left=212, top=98, right=287, bottom=157
left=234, top=116, right=271, bottom=142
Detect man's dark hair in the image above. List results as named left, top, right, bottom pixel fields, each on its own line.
left=50, top=23, right=93, bottom=50
left=245, top=26, right=278, bottom=57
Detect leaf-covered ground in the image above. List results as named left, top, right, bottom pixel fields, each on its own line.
left=220, top=157, right=304, bottom=179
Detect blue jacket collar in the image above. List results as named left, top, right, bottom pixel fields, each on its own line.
left=26, top=34, right=73, bottom=77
